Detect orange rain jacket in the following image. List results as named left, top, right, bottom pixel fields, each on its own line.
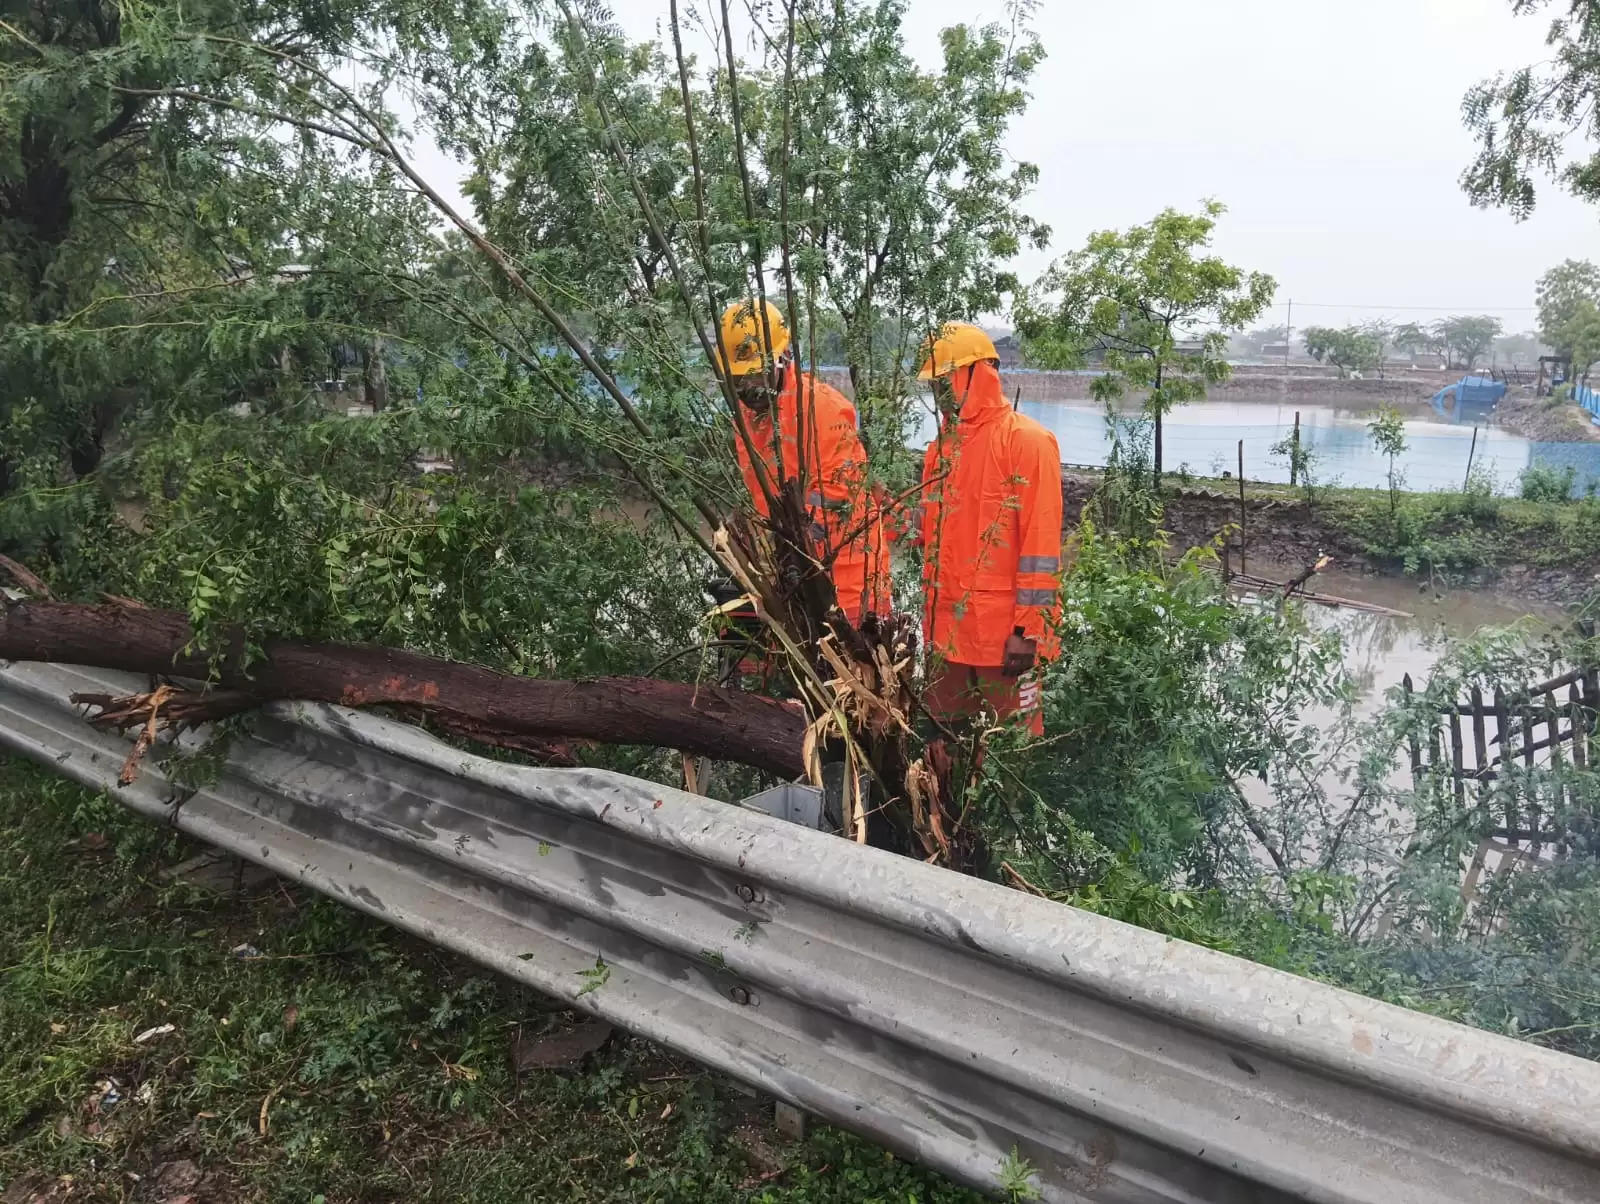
left=734, top=361, right=890, bottom=623
left=917, top=360, right=1063, bottom=666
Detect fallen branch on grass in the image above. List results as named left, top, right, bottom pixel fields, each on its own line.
left=0, top=599, right=808, bottom=779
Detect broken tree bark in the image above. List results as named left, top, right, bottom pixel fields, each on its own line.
left=0, top=600, right=807, bottom=778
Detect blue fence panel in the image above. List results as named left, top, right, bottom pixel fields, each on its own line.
left=1573, top=383, right=1600, bottom=421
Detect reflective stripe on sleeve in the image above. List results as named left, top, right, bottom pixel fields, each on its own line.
left=1015, top=588, right=1056, bottom=607
left=1016, top=555, right=1060, bottom=574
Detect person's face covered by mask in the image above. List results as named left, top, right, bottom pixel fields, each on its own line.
left=932, top=369, right=962, bottom=421
left=734, top=364, right=781, bottom=416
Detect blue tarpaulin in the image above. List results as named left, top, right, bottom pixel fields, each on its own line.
left=1430, top=375, right=1507, bottom=420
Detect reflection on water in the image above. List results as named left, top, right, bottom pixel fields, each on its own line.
left=1259, top=564, right=1554, bottom=713
left=908, top=397, right=1600, bottom=494
left=1238, top=568, right=1555, bottom=827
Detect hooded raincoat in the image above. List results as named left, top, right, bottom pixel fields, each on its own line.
left=734, top=361, right=890, bottom=623
left=918, top=360, right=1063, bottom=667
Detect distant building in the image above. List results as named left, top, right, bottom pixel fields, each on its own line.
left=991, top=332, right=1024, bottom=367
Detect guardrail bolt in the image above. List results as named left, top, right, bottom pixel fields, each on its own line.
left=735, top=883, right=760, bottom=905
left=729, top=985, right=757, bottom=1006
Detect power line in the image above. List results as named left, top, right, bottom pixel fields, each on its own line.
left=1288, top=301, right=1538, bottom=312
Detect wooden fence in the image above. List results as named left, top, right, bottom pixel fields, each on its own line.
left=1403, top=664, right=1599, bottom=908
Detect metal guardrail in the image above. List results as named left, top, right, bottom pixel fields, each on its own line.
left=1, top=660, right=1598, bottom=1203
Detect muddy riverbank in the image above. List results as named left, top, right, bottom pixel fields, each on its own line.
left=1062, top=470, right=1600, bottom=607
left=1491, top=391, right=1600, bottom=443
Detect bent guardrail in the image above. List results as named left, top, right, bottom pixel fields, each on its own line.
left=1, top=659, right=1597, bottom=1203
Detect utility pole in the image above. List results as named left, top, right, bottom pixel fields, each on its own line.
left=1285, top=299, right=1293, bottom=369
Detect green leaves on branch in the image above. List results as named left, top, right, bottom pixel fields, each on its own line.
left=1462, top=2, right=1600, bottom=216
left=1302, top=325, right=1382, bottom=377
left=1013, top=202, right=1274, bottom=481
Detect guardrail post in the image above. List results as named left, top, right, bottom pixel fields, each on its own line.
left=774, top=1101, right=807, bottom=1142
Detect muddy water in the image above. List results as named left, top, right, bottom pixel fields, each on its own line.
left=1248, top=563, right=1561, bottom=723
left=1236, top=567, right=1560, bottom=848
left=1271, top=565, right=1559, bottom=714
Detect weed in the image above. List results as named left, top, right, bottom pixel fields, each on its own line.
left=0, top=755, right=980, bottom=1202
left=997, top=1147, right=1042, bottom=1201
left=576, top=954, right=611, bottom=996
left=1519, top=463, right=1578, bottom=503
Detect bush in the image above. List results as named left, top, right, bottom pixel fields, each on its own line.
left=1519, top=463, right=1577, bottom=503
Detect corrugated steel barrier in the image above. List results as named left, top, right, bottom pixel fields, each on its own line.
left=1, top=659, right=1597, bottom=1203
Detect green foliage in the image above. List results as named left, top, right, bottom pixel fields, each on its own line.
left=1435, top=314, right=1504, bottom=372
left=1383, top=317, right=1502, bottom=372
left=1519, top=462, right=1579, bottom=502
left=1301, top=325, right=1381, bottom=377
left=1315, top=483, right=1600, bottom=576
left=1354, top=625, right=1600, bottom=1060
left=776, top=0, right=1050, bottom=395
left=1269, top=427, right=1320, bottom=503
left=0, top=0, right=481, bottom=510
left=117, top=408, right=705, bottom=679
left=1014, top=201, right=1275, bottom=483
left=993, top=524, right=1345, bottom=884
left=996, top=1149, right=1041, bottom=1202
left=1462, top=2, right=1600, bottom=216
left=0, top=756, right=983, bottom=1200
left=1367, top=405, right=1408, bottom=517
left=1391, top=321, right=1434, bottom=360
left=1536, top=259, right=1600, bottom=360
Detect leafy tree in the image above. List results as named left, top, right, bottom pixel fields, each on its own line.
left=777, top=0, right=1050, bottom=405
left=1014, top=202, right=1275, bottom=488
left=0, top=0, right=489, bottom=541
left=1302, top=326, right=1335, bottom=364
left=1462, top=1, right=1600, bottom=216
left=1367, top=405, right=1408, bottom=517
left=1562, top=298, right=1600, bottom=380
left=1360, top=319, right=1393, bottom=376
left=1390, top=322, right=1437, bottom=363
left=1434, top=314, right=1503, bottom=372
left=1301, top=325, right=1381, bottom=377
left=1536, top=259, right=1600, bottom=359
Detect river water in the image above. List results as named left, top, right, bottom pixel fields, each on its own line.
left=908, top=396, right=1600, bottom=495
left=1252, top=563, right=1556, bottom=714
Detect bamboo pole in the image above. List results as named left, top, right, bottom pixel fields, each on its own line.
left=1237, top=440, right=1247, bottom=576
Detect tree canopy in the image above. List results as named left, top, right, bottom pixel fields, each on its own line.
left=1013, top=201, right=1275, bottom=486
left=1536, top=259, right=1600, bottom=360
left=1302, top=325, right=1382, bottom=377
left=1462, top=1, right=1600, bottom=217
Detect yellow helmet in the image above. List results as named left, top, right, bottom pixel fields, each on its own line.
left=718, top=300, right=790, bottom=377
left=917, top=322, right=997, bottom=381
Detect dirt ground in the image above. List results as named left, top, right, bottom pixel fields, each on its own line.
left=1061, top=471, right=1600, bottom=607
left=1491, top=392, right=1600, bottom=443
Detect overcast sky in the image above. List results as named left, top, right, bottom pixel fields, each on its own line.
left=418, top=0, right=1597, bottom=335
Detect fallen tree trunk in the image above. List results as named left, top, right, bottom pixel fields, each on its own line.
left=0, top=600, right=806, bottom=779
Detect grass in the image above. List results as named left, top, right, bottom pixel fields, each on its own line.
left=1148, top=468, right=1600, bottom=578
left=0, top=755, right=981, bottom=1204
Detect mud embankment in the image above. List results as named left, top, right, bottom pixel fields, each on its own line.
left=1491, top=393, right=1600, bottom=443
left=819, top=364, right=1462, bottom=408
left=1060, top=471, right=1595, bottom=606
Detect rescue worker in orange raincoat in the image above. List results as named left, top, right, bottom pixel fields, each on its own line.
left=719, top=300, right=890, bottom=624
left=914, top=322, right=1062, bottom=735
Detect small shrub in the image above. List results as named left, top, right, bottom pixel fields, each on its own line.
left=1446, top=462, right=1502, bottom=520
left=1518, top=463, right=1577, bottom=503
